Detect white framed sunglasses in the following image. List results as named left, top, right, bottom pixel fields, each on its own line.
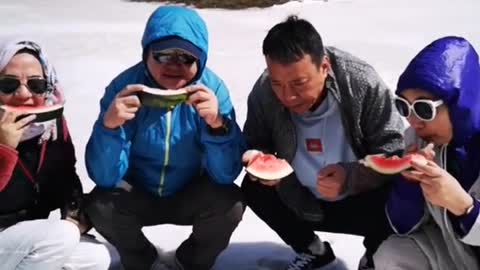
left=394, top=96, right=444, bottom=122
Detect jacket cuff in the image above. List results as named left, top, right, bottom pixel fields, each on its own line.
left=201, top=120, right=237, bottom=143
left=449, top=197, right=480, bottom=237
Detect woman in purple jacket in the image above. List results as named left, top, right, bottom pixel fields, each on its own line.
left=374, top=36, right=480, bottom=270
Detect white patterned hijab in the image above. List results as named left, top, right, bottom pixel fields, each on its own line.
left=0, top=37, right=64, bottom=143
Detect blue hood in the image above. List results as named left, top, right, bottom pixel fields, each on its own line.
left=397, top=36, right=480, bottom=147
left=141, top=6, right=208, bottom=80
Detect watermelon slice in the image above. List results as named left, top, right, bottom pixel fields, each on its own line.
left=138, top=86, right=188, bottom=109
left=0, top=104, right=64, bottom=123
left=360, top=153, right=428, bottom=174
left=246, top=154, right=294, bottom=180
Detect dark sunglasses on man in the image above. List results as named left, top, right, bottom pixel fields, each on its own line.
left=0, top=77, right=48, bottom=95
left=152, top=49, right=197, bottom=66
left=394, top=96, right=444, bottom=122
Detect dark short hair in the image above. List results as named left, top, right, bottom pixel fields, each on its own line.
left=262, top=15, right=325, bottom=66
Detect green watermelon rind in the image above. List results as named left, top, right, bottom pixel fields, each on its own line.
left=138, top=87, right=188, bottom=109
left=246, top=154, right=294, bottom=181
left=1, top=104, right=64, bottom=123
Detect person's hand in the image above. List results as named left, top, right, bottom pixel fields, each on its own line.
left=242, top=149, right=280, bottom=186
left=103, top=84, right=143, bottom=129
left=317, top=164, right=347, bottom=199
left=186, top=85, right=222, bottom=128
left=402, top=159, right=473, bottom=216
left=0, top=111, right=36, bottom=149
left=242, top=149, right=263, bottom=166
left=406, top=143, right=435, bottom=161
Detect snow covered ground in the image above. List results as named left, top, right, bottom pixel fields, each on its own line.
left=1, top=0, right=479, bottom=269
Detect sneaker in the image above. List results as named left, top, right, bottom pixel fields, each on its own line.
left=285, top=242, right=336, bottom=270
left=357, top=252, right=374, bottom=270
left=151, top=252, right=185, bottom=270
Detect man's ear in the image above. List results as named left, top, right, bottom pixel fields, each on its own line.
left=320, top=56, right=331, bottom=75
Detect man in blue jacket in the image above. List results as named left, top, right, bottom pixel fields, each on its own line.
left=84, top=6, right=245, bottom=270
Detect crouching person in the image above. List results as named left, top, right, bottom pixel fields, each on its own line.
left=84, top=6, right=245, bottom=270
left=374, top=36, right=480, bottom=270
left=0, top=38, right=119, bottom=270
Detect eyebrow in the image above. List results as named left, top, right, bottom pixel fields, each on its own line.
left=415, top=96, right=434, bottom=100
left=2, top=74, right=43, bottom=78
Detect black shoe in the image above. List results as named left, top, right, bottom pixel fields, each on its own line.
left=285, top=242, right=336, bottom=270
left=358, top=252, right=374, bottom=270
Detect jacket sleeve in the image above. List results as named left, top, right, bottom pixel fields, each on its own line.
left=449, top=196, right=480, bottom=246
left=0, top=144, right=19, bottom=192
left=343, top=66, right=405, bottom=195
left=200, top=79, right=246, bottom=184
left=57, top=119, right=84, bottom=220
left=243, top=76, right=273, bottom=152
left=386, top=176, right=428, bottom=235
left=85, top=81, right=137, bottom=189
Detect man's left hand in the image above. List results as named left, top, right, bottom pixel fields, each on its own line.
left=186, top=85, right=222, bottom=128
left=317, top=164, right=346, bottom=199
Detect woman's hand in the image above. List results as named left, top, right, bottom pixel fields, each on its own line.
left=0, top=111, right=36, bottom=148
left=406, top=143, right=435, bottom=161
left=402, top=159, right=473, bottom=216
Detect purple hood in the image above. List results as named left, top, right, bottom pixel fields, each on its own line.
left=397, top=36, right=480, bottom=147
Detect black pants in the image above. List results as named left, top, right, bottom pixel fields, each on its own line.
left=241, top=177, right=392, bottom=259
left=85, top=177, right=244, bottom=270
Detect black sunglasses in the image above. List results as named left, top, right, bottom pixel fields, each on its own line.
left=0, top=77, right=48, bottom=95
left=152, top=50, right=197, bottom=65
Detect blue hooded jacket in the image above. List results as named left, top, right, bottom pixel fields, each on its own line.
left=388, top=36, right=480, bottom=234
left=85, top=6, right=245, bottom=196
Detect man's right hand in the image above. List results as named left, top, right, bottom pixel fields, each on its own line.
left=242, top=149, right=281, bottom=186
left=103, top=84, right=143, bottom=129
left=0, top=111, right=36, bottom=149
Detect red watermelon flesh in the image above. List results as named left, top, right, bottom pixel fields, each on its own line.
left=0, top=104, right=64, bottom=123
left=246, top=154, right=294, bottom=180
left=361, top=153, right=427, bottom=175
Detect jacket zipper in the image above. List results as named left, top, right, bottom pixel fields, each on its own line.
left=158, top=111, right=172, bottom=196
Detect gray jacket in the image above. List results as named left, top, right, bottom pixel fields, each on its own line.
left=243, top=46, right=404, bottom=221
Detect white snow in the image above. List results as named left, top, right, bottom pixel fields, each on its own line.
left=1, top=0, right=478, bottom=269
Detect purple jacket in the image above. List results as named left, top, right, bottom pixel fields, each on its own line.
left=388, top=36, right=480, bottom=235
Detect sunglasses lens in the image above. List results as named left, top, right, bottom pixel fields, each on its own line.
left=27, top=79, right=48, bottom=94
left=0, top=78, right=20, bottom=94
left=394, top=98, right=410, bottom=117
left=413, top=102, right=434, bottom=121
left=153, top=53, right=171, bottom=64
left=177, top=54, right=197, bottom=65
left=153, top=51, right=197, bottom=65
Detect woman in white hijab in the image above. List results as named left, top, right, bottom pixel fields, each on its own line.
left=0, top=38, right=121, bottom=270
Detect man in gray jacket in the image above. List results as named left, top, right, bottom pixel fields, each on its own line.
left=241, top=15, right=404, bottom=270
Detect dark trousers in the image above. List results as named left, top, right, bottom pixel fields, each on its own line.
left=85, top=177, right=245, bottom=270
left=241, top=177, right=392, bottom=260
